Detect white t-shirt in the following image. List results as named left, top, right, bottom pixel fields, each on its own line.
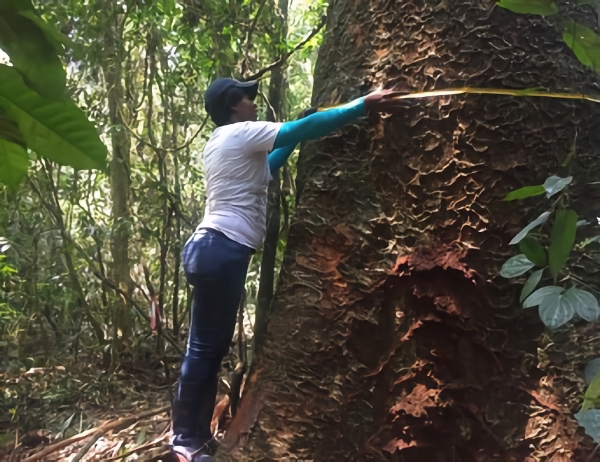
left=197, top=121, right=282, bottom=250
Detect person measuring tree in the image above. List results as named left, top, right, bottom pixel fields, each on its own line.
left=170, top=77, right=401, bottom=461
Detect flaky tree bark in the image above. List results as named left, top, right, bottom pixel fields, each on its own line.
left=224, top=0, right=600, bottom=460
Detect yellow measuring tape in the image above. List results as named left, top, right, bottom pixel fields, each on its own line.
left=317, top=87, right=600, bottom=111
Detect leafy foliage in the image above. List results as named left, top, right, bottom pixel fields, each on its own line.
left=519, top=237, right=547, bottom=267
left=576, top=409, right=600, bottom=441
left=503, top=185, right=546, bottom=201
left=0, top=3, right=66, bottom=99
left=520, top=268, right=544, bottom=302
left=496, top=0, right=600, bottom=74
left=0, top=0, right=106, bottom=187
left=509, top=211, right=550, bottom=245
left=501, top=175, right=600, bottom=330
left=495, top=0, right=558, bottom=15
left=562, top=20, right=600, bottom=73
left=548, top=209, right=578, bottom=281
left=0, top=65, right=106, bottom=169
left=500, top=254, right=535, bottom=277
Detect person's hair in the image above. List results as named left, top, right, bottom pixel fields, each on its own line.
left=211, top=87, right=248, bottom=127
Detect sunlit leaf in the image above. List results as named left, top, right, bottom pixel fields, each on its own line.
left=509, top=211, right=551, bottom=245
left=0, top=7, right=66, bottom=99
left=577, top=220, right=590, bottom=227
left=500, top=254, right=535, bottom=278
left=0, top=107, right=25, bottom=147
left=543, top=175, right=572, bottom=197
left=502, top=185, right=545, bottom=201
left=562, top=20, right=600, bottom=74
left=582, top=377, right=600, bottom=411
left=520, top=269, right=544, bottom=302
left=548, top=209, right=578, bottom=281
left=539, top=289, right=575, bottom=329
left=579, top=235, right=600, bottom=250
left=0, top=64, right=107, bottom=170
left=564, top=287, right=600, bottom=322
left=576, top=409, right=600, bottom=442
left=518, top=237, right=547, bottom=266
left=0, top=138, right=28, bottom=187
left=523, top=285, right=564, bottom=308
left=496, top=0, right=558, bottom=15
left=585, top=359, right=600, bottom=384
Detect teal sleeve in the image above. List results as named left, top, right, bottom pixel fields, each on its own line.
left=272, top=97, right=366, bottom=150
left=268, top=144, right=297, bottom=173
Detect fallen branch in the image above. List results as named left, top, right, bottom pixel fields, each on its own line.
left=71, top=430, right=104, bottom=462
left=242, top=15, right=326, bottom=82
left=22, top=406, right=170, bottom=462
left=105, top=439, right=164, bottom=461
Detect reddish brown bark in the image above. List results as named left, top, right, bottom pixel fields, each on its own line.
left=224, top=0, right=600, bottom=460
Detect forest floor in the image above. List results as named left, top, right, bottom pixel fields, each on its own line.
left=0, top=357, right=232, bottom=461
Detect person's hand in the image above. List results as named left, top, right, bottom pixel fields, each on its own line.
left=363, top=88, right=411, bottom=113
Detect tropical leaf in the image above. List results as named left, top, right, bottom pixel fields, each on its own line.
left=538, top=289, right=575, bottom=329
left=543, top=175, right=572, bottom=197
left=509, top=211, right=551, bottom=245
left=520, top=269, right=544, bottom=302
left=585, top=359, right=600, bottom=384
left=518, top=237, right=547, bottom=266
left=523, top=285, right=564, bottom=308
left=0, top=64, right=106, bottom=170
left=502, top=185, right=545, bottom=201
left=0, top=8, right=66, bottom=99
left=562, top=20, right=600, bottom=74
left=0, top=107, right=25, bottom=147
left=496, top=0, right=558, bottom=15
left=548, top=209, right=578, bottom=281
left=564, top=287, right=600, bottom=322
left=500, top=254, right=535, bottom=278
left=0, top=138, right=28, bottom=187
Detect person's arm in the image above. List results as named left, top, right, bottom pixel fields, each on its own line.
left=268, top=144, right=298, bottom=173
left=272, top=97, right=366, bottom=150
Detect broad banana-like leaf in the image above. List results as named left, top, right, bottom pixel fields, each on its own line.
left=0, top=139, right=29, bottom=188
left=0, top=3, right=66, bottom=99
left=0, top=64, right=107, bottom=170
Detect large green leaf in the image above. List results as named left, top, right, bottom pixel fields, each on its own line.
left=548, top=209, right=578, bottom=281
left=562, top=20, right=600, bottom=74
left=0, top=6, right=66, bottom=99
left=564, top=287, right=600, bottom=322
left=519, top=237, right=547, bottom=267
left=509, top=211, right=550, bottom=245
left=543, top=175, right=572, bottom=197
left=575, top=410, right=600, bottom=440
left=503, top=185, right=546, bottom=201
left=500, top=254, right=535, bottom=278
left=536, top=288, right=575, bottom=328
left=520, top=268, right=544, bottom=302
left=496, top=0, right=558, bottom=15
left=0, top=65, right=107, bottom=170
left=0, top=107, right=25, bottom=147
left=0, top=139, right=28, bottom=187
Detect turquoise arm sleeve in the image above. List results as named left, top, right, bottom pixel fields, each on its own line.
left=268, top=144, right=297, bottom=173
left=273, top=97, right=366, bottom=150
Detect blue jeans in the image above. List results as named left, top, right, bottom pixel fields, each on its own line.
left=173, top=228, right=253, bottom=448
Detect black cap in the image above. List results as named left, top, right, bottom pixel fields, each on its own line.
left=204, top=78, right=259, bottom=120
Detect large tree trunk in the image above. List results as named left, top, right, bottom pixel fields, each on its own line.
left=225, top=0, right=600, bottom=460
